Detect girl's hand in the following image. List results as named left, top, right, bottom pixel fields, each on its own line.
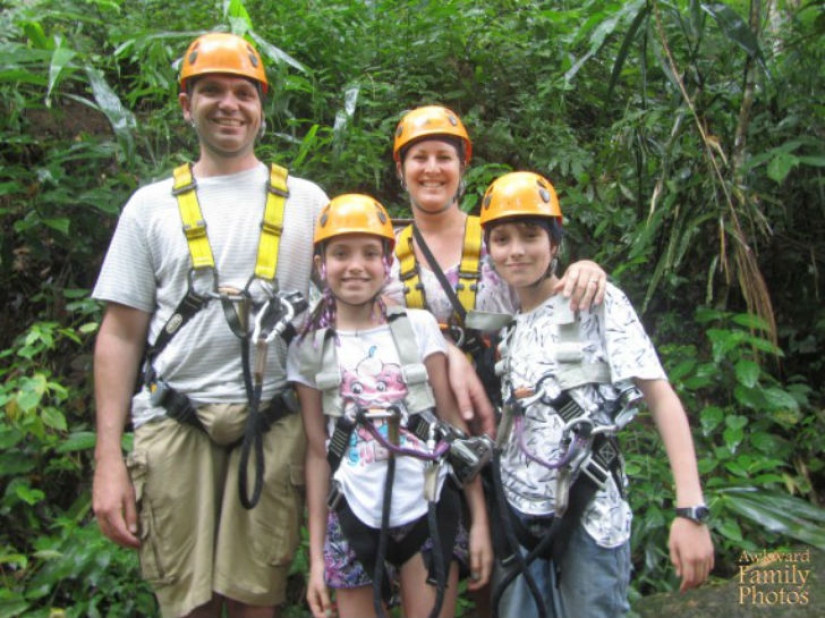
left=306, top=562, right=334, bottom=618
left=467, top=517, right=494, bottom=590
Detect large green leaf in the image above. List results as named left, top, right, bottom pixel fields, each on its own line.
left=701, top=2, right=767, bottom=70
left=716, top=487, right=825, bottom=550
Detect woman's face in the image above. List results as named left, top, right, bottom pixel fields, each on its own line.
left=397, top=138, right=463, bottom=214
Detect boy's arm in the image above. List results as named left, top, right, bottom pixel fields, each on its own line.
left=636, top=377, right=715, bottom=591
left=425, top=352, right=493, bottom=588
left=295, top=383, right=334, bottom=618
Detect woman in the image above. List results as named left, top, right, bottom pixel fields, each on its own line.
left=383, top=105, right=609, bottom=616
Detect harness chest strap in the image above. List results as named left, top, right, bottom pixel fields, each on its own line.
left=300, top=306, right=436, bottom=422
left=494, top=294, right=612, bottom=446
left=395, top=216, right=482, bottom=320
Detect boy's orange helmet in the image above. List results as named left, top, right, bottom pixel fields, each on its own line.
left=314, top=194, right=396, bottom=250
left=479, top=171, right=563, bottom=228
left=179, top=32, right=268, bottom=94
left=393, top=105, right=472, bottom=164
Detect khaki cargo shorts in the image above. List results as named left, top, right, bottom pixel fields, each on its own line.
left=127, top=403, right=306, bottom=617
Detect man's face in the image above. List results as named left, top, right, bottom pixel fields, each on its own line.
left=180, top=73, right=263, bottom=161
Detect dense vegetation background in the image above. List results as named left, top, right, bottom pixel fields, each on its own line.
left=1, top=0, right=824, bottom=616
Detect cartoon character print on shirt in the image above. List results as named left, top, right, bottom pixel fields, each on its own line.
left=341, top=345, right=424, bottom=467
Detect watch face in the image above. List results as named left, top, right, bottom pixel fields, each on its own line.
left=694, top=506, right=710, bottom=521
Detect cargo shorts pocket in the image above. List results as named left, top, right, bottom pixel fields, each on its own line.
left=127, top=449, right=175, bottom=586
left=251, top=416, right=306, bottom=567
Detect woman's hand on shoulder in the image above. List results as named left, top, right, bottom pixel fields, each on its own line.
left=554, top=259, right=607, bottom=311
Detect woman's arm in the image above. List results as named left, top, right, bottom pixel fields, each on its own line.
left=426, top=352, right=493, bottom=588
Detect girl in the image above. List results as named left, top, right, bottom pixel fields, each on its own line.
left=287, top=194, right=492, bottom=618
left=479, top=172, right=714, bottom=618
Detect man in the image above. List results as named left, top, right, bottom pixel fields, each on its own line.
left=92, top=32, right=328, bottom=617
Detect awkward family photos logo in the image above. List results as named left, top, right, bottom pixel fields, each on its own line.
left=737, top=548, right=811, bottom=607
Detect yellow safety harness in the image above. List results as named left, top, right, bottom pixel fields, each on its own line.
left=146, top=162, right=297, bottom=510
left=395, top=215, right=483, bottom=324
left=172, top=161, right=289, bottom=281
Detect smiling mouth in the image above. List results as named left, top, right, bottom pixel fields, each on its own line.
left=212, top=118, right=244, bottom=127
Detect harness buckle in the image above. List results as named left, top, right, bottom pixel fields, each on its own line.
left=148, top=378, right=171, bottom=407
left=171, top=176, right=197, bottom=196
left=260, top=219, right=284, bottom=237
left=266, top=179, right=289, bottom=198
left=326, top=480, right=344, bottom=511
left=579, top=445, right=617, bottom=490
left=187, top=266, right=219, bottom=298
left=448, top=433, right=494, bottom=486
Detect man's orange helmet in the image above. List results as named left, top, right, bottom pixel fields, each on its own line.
left=393, top=105, right=472, bottom=165
left=179, top=32, right=268, bottom=94
left=314, top=194, right=396, bottom=251
left=480, top=171, right=563, bottom=228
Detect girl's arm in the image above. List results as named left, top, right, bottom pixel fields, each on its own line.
left=425, top=352, right=493, bottom=588
left=636, top=377, right=715, bottom=591
left=295, top=383, right=334, bottom=618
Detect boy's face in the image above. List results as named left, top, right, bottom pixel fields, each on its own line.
left=487, top=220, right=557, bottom=289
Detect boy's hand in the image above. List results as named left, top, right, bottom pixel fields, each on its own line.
left=669, top=517, right=714, bottom=591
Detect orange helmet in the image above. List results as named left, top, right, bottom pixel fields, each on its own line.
left=179, top=32, right=268, bottom=94
left=479, top=171, right=563, bottom=228
left=314, top=194, right=396, bottom=250
left=393, top=105, right=472, bottom=164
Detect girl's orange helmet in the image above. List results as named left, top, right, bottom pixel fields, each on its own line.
left=179, top=33, right=268, bottom=94
left=314, top=194, right=396, bottom=251
left=393, top=105, right=472, bottom=164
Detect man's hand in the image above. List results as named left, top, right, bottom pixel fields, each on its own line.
left=93, top=457, right=140, bottom=549
left=446, top=344, right=496, bottom=437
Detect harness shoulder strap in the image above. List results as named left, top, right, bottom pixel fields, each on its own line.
left=173, top=163, right=214, bottom=270
left=386, top=307, right=436, bottom=414
left=456, top=215, right=482, bottom=314
left=395, top=225, right=426, bottom=309
left=551, top=295, right=612, bottom=389
left=255, top=163, right=290, bottom=281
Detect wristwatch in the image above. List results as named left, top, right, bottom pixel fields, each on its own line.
left=675, top=505, right=710, bottom=524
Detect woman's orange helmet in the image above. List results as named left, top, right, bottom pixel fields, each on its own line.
left=479, top=171, right=563, bottom=228
left=314, top=194, right=396, bottom=251
left=179, top=32, right=268, bottom=94
left=393, top=105, right=472, bottom=165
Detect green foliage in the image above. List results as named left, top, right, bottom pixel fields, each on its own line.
left=626, top=307, right=825, bottom=594
left=0, top=0, right=823, bottom=614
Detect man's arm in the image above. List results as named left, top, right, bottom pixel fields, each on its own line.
left=92, top=302, right=151, bottom=549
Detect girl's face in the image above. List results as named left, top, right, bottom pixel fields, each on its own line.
left=317, top=234, right=387, bottom=306
left=397, top=138, right=463, bottom=214
left=487, top=220, right=556, bottom=289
